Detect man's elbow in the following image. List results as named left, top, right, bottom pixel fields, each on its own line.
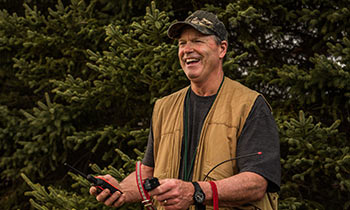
left=252, top=178, right=268, bottom=201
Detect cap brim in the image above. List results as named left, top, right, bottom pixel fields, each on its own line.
left=167, top=21, right=215, bottom=39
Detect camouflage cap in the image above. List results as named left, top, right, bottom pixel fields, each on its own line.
left=167, top=10, right=228, bottom=41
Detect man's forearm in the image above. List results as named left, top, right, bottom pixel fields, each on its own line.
left=119, top=171, right=142, bottom=203
left=199, top=172, right=267, bottom=207
left=119, top=164, right=154, bottom=203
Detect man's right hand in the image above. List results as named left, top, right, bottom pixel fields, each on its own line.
left=89, top=174, right=125, bottom=208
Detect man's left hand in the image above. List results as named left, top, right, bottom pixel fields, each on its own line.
left=148, top=179, right=194, bottom=210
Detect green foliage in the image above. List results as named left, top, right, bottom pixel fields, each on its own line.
left=220, top=0, right=350, bottom=130
left=16, top=93, right=76, bottom=175
left=0, top=0, right=349, bottom=209
left=279, top=111, right=349, bottom=209
left=21, top=148, right=143, bottom=210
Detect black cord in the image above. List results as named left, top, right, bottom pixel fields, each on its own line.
left=203, top=152, right=261, bottom=181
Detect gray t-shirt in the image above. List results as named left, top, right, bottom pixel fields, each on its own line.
left=142, top=90, right=281, bottom=192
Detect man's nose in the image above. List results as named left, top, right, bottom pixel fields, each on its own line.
left=182, top=42, right=194, bottom=54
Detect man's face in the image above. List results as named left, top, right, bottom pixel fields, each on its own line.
left=178, top=27, right=226, bottom=84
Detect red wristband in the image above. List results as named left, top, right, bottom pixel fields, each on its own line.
left=209, top=181, right=219, bottom=210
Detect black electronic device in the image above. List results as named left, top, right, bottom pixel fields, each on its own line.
left=143, top=177, right=160, bottom=192
left=64, top=163, right=122, bottom=195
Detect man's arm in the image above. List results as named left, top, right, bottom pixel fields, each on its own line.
left=199, top=172, right=267, bottom=207
left=149, top=172, right=267, bottom=210
left=89, top=164, right=154, bottom=207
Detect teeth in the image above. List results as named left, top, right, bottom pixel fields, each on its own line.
left=186, top=58, right=200, bottom=64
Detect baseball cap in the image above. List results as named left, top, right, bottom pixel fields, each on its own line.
left=167, top=10, right=228, bottom=41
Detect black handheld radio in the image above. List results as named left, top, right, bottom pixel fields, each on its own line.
left=64, top=163, right=122, bottom=195
left=143, top=177, right=160, bottom=191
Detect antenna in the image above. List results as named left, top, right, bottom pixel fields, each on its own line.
left=203, top=152, right=262, bottom=181
left=63, top=162, right=122, bottom=194
left=64, top=163, right=88, bottom=178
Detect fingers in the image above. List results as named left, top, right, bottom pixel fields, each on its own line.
left=160, top=198, right=175, bottom=206
left=103, top=190, right=124, bottom=207
left=89, top=175, right=125, bottom=208
left=148, top=178, right=172, bottom=196
left=96, top=188, right=112, bottom=202
left=149, top=179, right=193, bottom=210
left=89, top=186, right=97, bottom=196
left=149, top=179, right=178, bottom=203
left=90, top=187, right=125, bottom=207
left=111, top=192, right=126, bottom=207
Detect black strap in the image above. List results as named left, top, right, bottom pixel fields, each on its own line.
left=196, top=203, right=206, bottom=210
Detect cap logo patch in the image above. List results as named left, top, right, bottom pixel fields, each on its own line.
left=187, top=16, right=214, bottom=29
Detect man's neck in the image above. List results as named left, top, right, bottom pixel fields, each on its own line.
left=191, top=73, right=224, bottom=97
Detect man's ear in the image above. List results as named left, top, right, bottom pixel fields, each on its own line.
left=219, top=40, right=228, bottom=59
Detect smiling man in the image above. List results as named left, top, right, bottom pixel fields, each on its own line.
left=90, top=10, right=281, bottom=210
left=177, top=26, right=226, bottom=95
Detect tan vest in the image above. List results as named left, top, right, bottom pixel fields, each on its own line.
left=151, top=77, right=278, bottom=210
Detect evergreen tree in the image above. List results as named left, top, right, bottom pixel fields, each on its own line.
left=0, top=0, right=349, bottom=209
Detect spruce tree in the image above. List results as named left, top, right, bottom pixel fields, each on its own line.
left=1, top=0, right=349, bottom=209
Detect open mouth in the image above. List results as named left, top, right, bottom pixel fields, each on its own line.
left=185, top=58, right=200, bottom=65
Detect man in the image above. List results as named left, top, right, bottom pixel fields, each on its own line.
left=90, top=10, right=281, bottom=210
